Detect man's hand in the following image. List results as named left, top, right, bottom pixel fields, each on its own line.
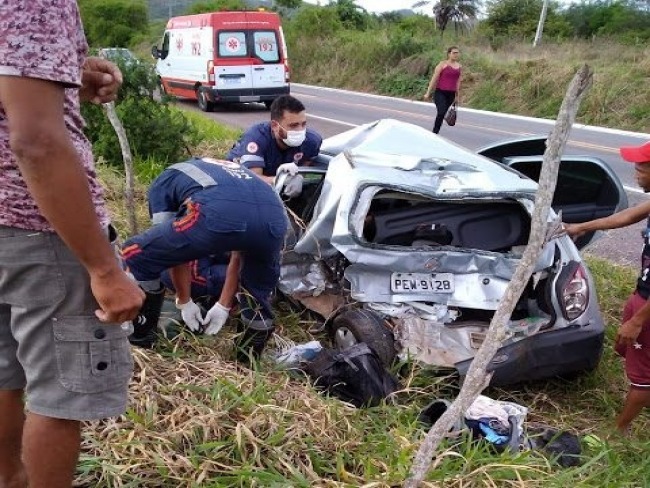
left=202, top=302, right=230, bottom=335
left=80, top=56, right=123, bottom=104
left=616, top=317, right=644, bottom=348
left=91, top=268, right=144, bottom=324
left=276, top=162, right=299, bottom=176
left=563, top=223, right=587, bottom=240
left=177, top=299, right=203, bottom=332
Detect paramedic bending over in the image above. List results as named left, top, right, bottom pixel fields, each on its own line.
left=121, top=157, right=287, bottom=362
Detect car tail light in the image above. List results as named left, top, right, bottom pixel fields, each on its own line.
left=207, top=60, right=215, bottom=85
left=559, top=263, right=589, bottom=320
left=284, top=60, right=290, bottom=82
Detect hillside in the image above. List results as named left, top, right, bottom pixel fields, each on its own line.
left=147, top=0, right=273, bottom=20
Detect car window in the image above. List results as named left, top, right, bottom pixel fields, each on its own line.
left=218, top=31, right=248, bottom=57
left=252, top=31, right=279, bottom=62
left=512, top=160, right=617, bottom=206
left=161, top=32, right=170, bottom=60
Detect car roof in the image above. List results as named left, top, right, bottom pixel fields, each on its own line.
left=319, top=119, right=537, bottom=192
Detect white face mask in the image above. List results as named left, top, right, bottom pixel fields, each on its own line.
left=279, top=124, right=307, bottom=147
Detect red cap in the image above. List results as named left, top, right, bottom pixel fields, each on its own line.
left=620, top=141, right=650, bottom=164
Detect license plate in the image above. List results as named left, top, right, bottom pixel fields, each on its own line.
left=390, top=272, right=454, bottom=293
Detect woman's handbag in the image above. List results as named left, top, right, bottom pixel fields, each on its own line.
left=445, top=102, right=458, bottom=126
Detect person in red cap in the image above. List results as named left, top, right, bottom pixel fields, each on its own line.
left=565, top=140, right=650, bottom=435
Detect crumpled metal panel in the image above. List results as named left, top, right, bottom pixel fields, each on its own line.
left=341, top=244, right=554, bottom=308
left=277, top=251, right=334, bottom=297
left=282, top=119, right=558, bottom=313
left=393, top=316, right=482, bottom=367
left=294, top=119, right=538, bottom=258
left=393, top=313, right=551, bottom=367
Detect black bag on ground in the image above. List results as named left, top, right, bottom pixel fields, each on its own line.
left=303, top=343, right=399, bottom=408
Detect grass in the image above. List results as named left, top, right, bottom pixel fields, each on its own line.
left=87, top=54, right=650, bottom=482
left=89, top=153, right=650, bottom=486
left=286, top=28, right=650, bottom=133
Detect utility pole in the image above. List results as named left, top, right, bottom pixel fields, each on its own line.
left=533, top=0, right=549, bottom=47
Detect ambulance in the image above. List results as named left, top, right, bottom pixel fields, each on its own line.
left=152, top=10, right=290, bottom=111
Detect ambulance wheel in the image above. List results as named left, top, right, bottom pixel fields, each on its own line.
left=197, top=87, right=214, bottom=112
left=329, top=308, right=396, bottom=367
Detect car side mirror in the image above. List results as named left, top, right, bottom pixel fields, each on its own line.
left=151, top=46, right=160, bottom=59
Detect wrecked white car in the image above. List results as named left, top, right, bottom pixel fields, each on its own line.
left=278, top=119, right=627, bottom=385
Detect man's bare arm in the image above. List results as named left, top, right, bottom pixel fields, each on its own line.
left=169, top=263, right=192, bottom=304
left=250, top=166, right=275, bottom=184
left=565, top=200, right=650, bottom=238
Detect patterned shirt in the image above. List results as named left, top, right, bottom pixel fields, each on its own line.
left=0, top=0, right=108, bottom=231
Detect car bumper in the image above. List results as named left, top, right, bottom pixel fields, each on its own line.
left=206, top=86, right=289, bottom=103
left=455, top=319, right=605, bottom=386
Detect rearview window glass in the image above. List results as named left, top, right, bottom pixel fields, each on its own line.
left=253, top=31, right=279, bottom=62
left=218, top=32, right=247, bottom=57
left=512, top=160, right=614, bottom=206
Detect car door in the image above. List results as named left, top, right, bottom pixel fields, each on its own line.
left=215, top=30, right=254, bottom=96
left=477, top=137, right=628, bottom=249
left=250, top=29, right=286, bottom=93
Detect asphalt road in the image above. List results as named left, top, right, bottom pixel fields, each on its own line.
left=179, top=83, right=650, bottom=268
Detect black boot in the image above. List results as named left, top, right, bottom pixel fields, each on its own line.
left=235, top=318, right=274, bottom=364
left=129, top=287, right=165, bottom=349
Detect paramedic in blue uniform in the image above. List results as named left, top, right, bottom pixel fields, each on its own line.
left=158, top=96, right=321, bottom=313
left=174, top=94, right=317, bottom=309
left=121, top=157, right=288, bottom=362
left=226, top=94, right=323, bottom=187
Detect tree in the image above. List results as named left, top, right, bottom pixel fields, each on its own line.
left=412, top=0, right=479, bottom=36
left=274, top=0, right=302, bottom=8
left=79, top=0, right=148, bottom=47
left=186, top=0, right=246, bottom=13
left=331, top=0, right=369, bottom=30
left=483, top=0, right=571, bottom=40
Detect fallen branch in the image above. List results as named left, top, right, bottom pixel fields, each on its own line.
left=104, top=101, right=138, bottom=235
left=405, top=64, right=593, bottom=487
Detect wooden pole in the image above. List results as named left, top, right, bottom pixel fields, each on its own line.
left=103, top=101, right=138, bottom=235
left=405, top=64, right=593, bottom=487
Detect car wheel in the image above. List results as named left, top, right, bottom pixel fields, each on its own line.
left=197, top=87, right=214, bottom=112
left=264, top=100, right=273, bottom=110
left=329, top=308, right=396, bottom=367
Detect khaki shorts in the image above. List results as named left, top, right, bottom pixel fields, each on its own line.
left=0, top=226, right=133, bottom=421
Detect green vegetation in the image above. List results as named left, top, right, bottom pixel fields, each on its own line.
left=109, top=0, right=649, bottom=131
left=82, top=61, right=203, bottom=171
left=278, top=3, right=649, bottom=132
left=75, top=3, right=650, bottom=482
left=85, top=110, right=650, bottom=486
left=79, top=0, right=149, bottom=47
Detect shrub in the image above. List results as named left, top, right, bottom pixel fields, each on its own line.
left=82, top=62, right=199, bottom=168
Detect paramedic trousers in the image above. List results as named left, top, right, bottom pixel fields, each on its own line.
left=122, top=188, right=288, bottom=322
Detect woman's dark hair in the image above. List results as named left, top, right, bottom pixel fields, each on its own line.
left=447, top=46, right=459, bottom=56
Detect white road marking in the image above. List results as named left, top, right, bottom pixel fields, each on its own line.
left=294, top=83, right=650, bottom=140
left=299, top=85, right=648, bottom=198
